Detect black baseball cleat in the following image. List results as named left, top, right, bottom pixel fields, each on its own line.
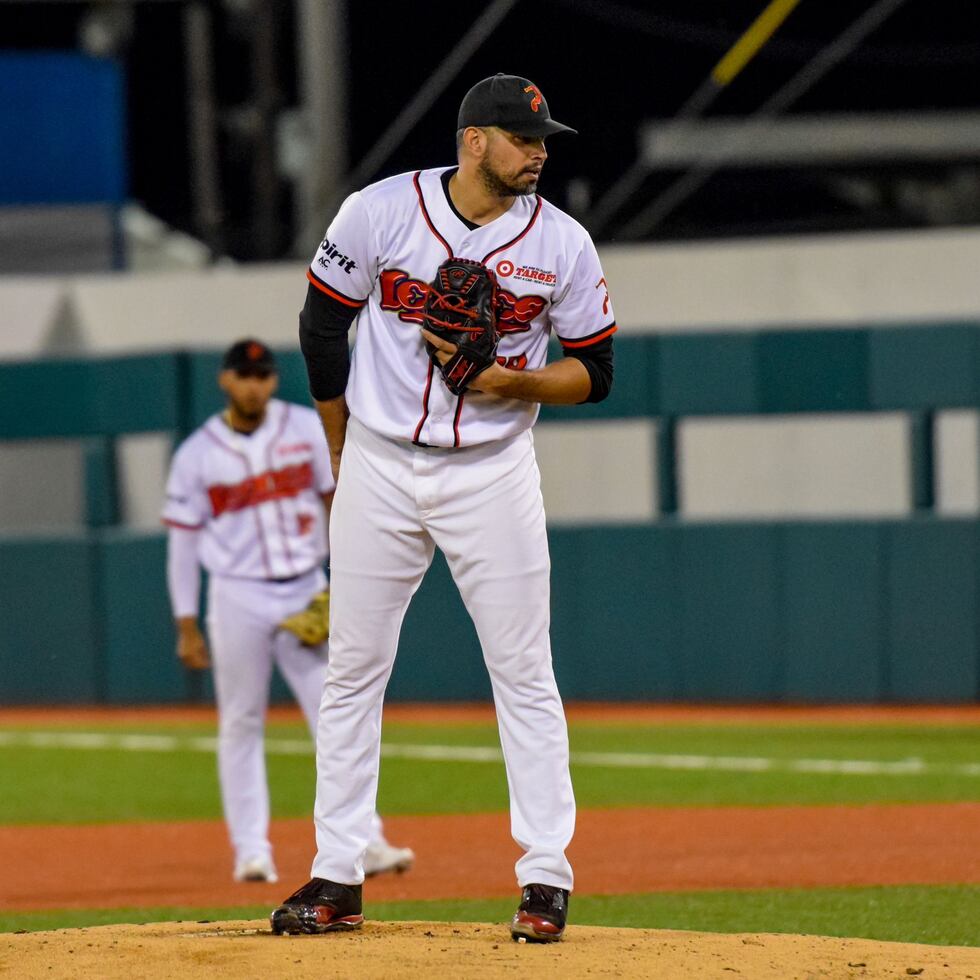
left=269, top=878, right=364, bottom=935
left=510, top=883, right=569, bottom=943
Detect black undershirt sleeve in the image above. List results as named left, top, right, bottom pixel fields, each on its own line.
left=563, top=336, right=614, bottom=403
left=298, top=283, right=359, bottom=401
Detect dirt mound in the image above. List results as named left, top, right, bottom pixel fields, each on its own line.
left=2, top=919, right=978, bottom=979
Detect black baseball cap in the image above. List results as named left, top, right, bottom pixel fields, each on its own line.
left=221, top=338, right=277, bottom=373
left=457, top=74, right=577, bottom=138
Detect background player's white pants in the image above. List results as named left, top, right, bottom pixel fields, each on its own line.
left=312, top=417, right=576, bottom=890
left=207, top=570, right=388, bottom=864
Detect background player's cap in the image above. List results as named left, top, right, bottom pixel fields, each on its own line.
left=221, top=338, right=277, bottom=374
left=458, top=74, right=577, bottom=138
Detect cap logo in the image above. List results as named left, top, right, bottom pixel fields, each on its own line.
left=247, top=342, right=265, bottom=361
left=523, top=84, right=542, bottom=113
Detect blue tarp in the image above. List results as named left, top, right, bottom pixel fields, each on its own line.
left=0, top=51, right=126, bottom=205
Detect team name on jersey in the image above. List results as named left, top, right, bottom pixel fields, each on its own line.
left=379, top=268, right=546, bottom=333
left=317, top=237, right=357, bottom=274
left=208, top=461, right=314, bottom=517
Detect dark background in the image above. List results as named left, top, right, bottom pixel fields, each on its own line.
left=3, top=0, right=977, bottom=259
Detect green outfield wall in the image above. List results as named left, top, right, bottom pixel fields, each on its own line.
left=2, top=329, right=979, bottom=704
left=0, top=518, right=977, bottom=704
left=4, top=324, right=980, bottom=438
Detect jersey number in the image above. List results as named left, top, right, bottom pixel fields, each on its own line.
left=595, top=277, right=610, bottom=316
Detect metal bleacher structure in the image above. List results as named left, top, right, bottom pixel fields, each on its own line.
left=2, top=324, right=979, bottom=706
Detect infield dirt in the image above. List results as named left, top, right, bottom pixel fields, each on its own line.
left=3, top=919, right=979, bottom=980
left=2, top=802, right=979, bottom=911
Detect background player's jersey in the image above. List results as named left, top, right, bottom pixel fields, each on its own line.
left=162, top=399, right=335, bottom=579
left=307, top=167, right=616, bottom=449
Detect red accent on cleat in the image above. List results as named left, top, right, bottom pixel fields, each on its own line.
left=515, top=911, right=562, bottom=935
left=314, top=906, right=364, bottom=929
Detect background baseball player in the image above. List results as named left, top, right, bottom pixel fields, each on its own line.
left=271, top=74, right=615, bottom=942
left=163, top=338, right=414, bottom=884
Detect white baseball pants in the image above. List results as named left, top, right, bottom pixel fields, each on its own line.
left=311, top=417, right=576, bottom=890
left=207, top=569, right=388, bottom=865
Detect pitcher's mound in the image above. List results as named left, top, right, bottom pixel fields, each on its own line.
left=3, top=919, right=978, bottom=979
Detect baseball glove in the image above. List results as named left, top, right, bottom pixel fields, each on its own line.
left=279, top=590, right=330, bottom=646
left=422, top=257, right=500, bottom=395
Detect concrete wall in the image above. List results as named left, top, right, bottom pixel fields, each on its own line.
left=3, top=227, right=980, bottom=359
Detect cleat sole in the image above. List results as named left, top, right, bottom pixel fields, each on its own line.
left=510, top=914, right=564, bottom=943
left=324, top=915, right=365, bottom=931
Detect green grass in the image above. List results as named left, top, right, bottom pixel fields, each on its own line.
left=0, top=720, right=977, bottom=823
left=0, top=747, right=228, bottom=823
left=2, top=885, right=977, bottom=947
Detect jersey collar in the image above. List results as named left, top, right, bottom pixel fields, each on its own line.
left=416, top=168, right=542, bottom=263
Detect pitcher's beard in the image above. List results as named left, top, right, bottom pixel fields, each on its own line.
left=478, top=159, right=538, bottom=197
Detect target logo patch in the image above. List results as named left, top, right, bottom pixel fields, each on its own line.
left=513, top=264, right=557, bottom=286
left=496, top=260, right=515, bottom=277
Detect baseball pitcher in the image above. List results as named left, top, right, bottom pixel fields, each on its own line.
left=271, top=74, right=615, bottom=943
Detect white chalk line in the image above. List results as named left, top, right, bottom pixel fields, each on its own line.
left=0, top=730, right=978, bottom=777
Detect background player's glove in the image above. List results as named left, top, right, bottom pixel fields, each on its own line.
left=422, top=257, right=500, bottom=395
left=279, top=590, right=330, bottom=646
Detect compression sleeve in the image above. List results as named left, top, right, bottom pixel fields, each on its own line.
left=167, top=526, right=202, bottom=619
left=562, top=335, right=614, bottom=404
left=298, top=283, right=359, bottom=401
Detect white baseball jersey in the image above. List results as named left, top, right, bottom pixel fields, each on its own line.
left=162, top=399, right=335, bottom=580
left=307, top=167, right=617, bottom=449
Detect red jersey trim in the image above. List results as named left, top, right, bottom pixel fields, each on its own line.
left=412, top=359, right=435, bottom=444
left=413, top=171, right=453, bottom=258
left=559, top=323, right=618, bottom=349
left=452, top=394, right=464, bottom=448
left=307, top=269, right=366, bottom=308
left=162, top=518, right=204, bottom=531
left=481, top=196, right=542, bottom=265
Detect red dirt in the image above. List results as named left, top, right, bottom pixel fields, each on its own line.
left=2, top=802, right=978, bottom=912
left=3, top=703, right=980, bottom=727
